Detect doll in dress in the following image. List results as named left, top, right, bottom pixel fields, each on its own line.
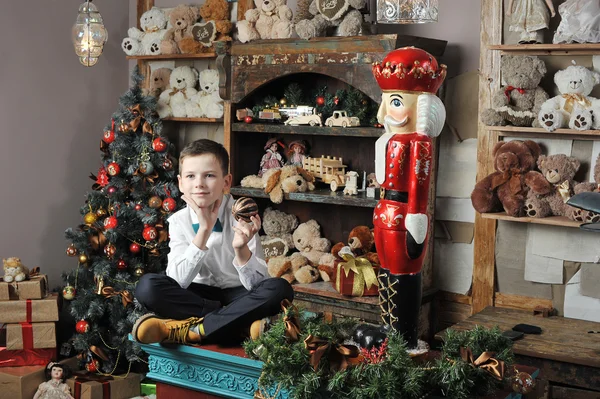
left=286, top=140, right=308, bottom=167
left=507, top=0, right=556, bottom=44
left=258, top=138, right=285, bottom=177
left=34, top=362, right=74, bottom=399
left=553, top=0, right=600, bottom=44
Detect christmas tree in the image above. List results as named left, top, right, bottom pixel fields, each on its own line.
left=63, top=67, right=180, bottom=374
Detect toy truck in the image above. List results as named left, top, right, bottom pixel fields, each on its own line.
left=302, top=156, right=347, bottom=191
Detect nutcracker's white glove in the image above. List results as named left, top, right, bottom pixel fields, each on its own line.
left=405, top=213, right=428, bottom=244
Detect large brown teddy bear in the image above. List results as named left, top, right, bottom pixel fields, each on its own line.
left=160, top=5, right=200, bottom=55
left=179, top=0, right=233, bottom=54
left=471, top=140, right=552, bottom=217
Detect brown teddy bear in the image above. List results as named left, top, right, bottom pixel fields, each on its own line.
left=524, top=154, right=581, bottom=219
left=144, top=68, right=171, bottom=98
left=160, top=5, right=200, bottom=55
left=241, top=165, right=316, bottom=204
left=471, top=140, right=552, bottom=217
left=178, top=0, right=233, bottom=54
left=321, top=226, right=379, bottom=282
left=267, top=252, right=319, bottom=284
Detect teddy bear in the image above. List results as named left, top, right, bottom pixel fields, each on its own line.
left=122, top=7, right=168, bottom=56
left=292, top=219, right=331, bottom=268
left=178, top=0, right=233, bottom=54
left=236, top=0, right=294, bottom=43
left=260, top=207, right=298, bottom=255
left=267, top=252, right=319, bottom=284
left=160, top=5, right=200, bottom=55
left=241, top=165, right=316, bottom=204
left=185, top=69, right=223, bottom=118
left=144, top=68, right=171, bottom=98
left=3, top=257, right=29, bottom=283
left=471, top=140, right=552, bottom=217
left=157, top=66, right=198, bottom=118
left=524, top=154, right=581, bottom=219
left=481, top=55, right=549, bottom=127
left=538, top=63, right=600, bottom=132
left=294, top=0, right=365, bottom=40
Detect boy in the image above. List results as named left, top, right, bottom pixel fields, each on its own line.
left=133, top=139, right=293, bottom=345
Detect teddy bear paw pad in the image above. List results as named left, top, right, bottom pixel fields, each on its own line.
left=123, top=40, right=133, bottom=51
left=573, top=114, right=588, bottom=129
left=525, top=203, right=537, bottom=217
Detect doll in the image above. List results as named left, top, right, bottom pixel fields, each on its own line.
left=258, top=138, right=285, bottom=177
left=553, top=0, right=600, bottom=44
left=286, top=140, right=308, bottom=167
left=34, top=362, right=74, bottom=399
left=507, top=0, right=556, bottom=44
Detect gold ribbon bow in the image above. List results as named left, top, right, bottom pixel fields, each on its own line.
left=557, top=180, right=571, bottom=203
left=281, top=299, right=301, bottom=343
left=337, top=252, right=378, bottom=296
left=101, top=286, right=134, bottom=307
left=169, top=87, right=188, bottom=99
left=133, top=167, right=159, bottom=187
left=490, top=169, right=524, bottom=195
left=304, top=335, right=360, bottom=373
left=562, top=93, right=592, bottom=114
left=128, top=104, right=153, bottom=135
left=460, top=347, right=505, bottom=381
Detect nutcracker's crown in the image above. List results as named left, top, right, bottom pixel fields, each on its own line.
left=373, top=47, right=446, bottom=94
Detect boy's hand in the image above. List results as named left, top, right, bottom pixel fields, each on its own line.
left=232, top=214, right=261, bottom=250
left=182, top=195, right=222, bottom=233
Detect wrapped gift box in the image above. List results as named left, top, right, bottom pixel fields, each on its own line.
left=67, top=371, right=141, bottom=399
left=0, top=275, right=48, bottom=301
left=6, top=322, right=56, bottom=350
left=0, top=294, right=58, bottom=323
left=332, top=259, right=379, bottom=297
left=140, top=379, right=157, bottom=396
left=0, top=347, right=56, bottom=367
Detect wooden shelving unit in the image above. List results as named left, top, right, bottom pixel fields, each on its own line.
left=163, top=117, right=224, bottom=123
left=230, top=187, right=378, bottom=208
left=481, top=212, right=581, bottom=228
left=126, top=53, right=218, bottom=60
left=488, top=43, right=600, bottom=55
left=486, top=125, right=600, bottom=140
left=231, top=123, right=383, bottom=137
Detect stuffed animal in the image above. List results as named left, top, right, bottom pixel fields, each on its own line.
left=179, top=0, right=233, bottom=53
left=160, top=5, right=200, bottom=54
left=267, top=252, right=319, bottom=284
left=538, top=63, right=600, bottom=132
left=186, top=69, right=223, bottom=118
left=481, top=55, right=549, bottom=127
left=294, top=0, right=365, bottom=40
left=322, top=225, right=379, bottom=282
left=471, top=140, right=552, bottom=217
left=260, top=207, right=298, bottom=254
left=237, top=0, right=294, bottom=43
left=144, top=68, right=171, bottom=98
left=524, top=154, right=581, bottom=218
left=158, top=66, right=198, bottom=118
left=241, top=165, right=316, bottom=204
left=571, top=153, right=600, bottom=223
left=292, top=219, right=331, bottom=267
left=3, top=257, right=29, bottom=283
left=122, top=7, right=168, bottom=56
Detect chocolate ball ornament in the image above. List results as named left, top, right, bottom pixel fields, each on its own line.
left=512, top=371, right=535, bottom=394
left=62, top=285, right=76, bottom=300
left=232, top=197, right=259, bottom=223
left=148, top=196, right=162, bottom=209
left=76, top=320, right=90, bottom=334
left=84, top=212, right=97, bottom=226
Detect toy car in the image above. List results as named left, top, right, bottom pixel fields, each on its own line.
left=325, top=110, right=360, bottom=128
left=284, top=113, right=323, bottom=126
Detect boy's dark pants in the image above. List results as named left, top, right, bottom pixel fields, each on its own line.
left=135, top=274, right=294, bottom=341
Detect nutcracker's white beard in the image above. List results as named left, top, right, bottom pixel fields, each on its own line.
left=378, top=93, right=446, bottom=138
left=383, top=114, right=408, bottom=131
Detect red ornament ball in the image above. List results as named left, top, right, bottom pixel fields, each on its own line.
left=152, top=138, right=167, bottom=152
left=86, top=359, right=100, bottom=373
left=117, top=259, right=127, bottom=270
left=316, top=96, right=325, bottom=106
left=107, top=162, right=120, bottom=177
left=129, top=242, right=141, bottom=254
left=107, top=186, right=117, bottom=196
left=162, top=197, right=176, bottom=212
left=162, top=158, right=173, bottom=170
left=143, top=226, right=158, bottom=241
left=102, top=130, right=115, bottom=144
left=134, top=203, right=143, bottom=211
left=103, top=216, right=118, bottom=230
left=244, top=116, right=253, bottom=124
left=75, top=320, right=89, bottom=334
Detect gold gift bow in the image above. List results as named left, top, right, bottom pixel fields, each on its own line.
left=562, top=93, right=591, bottom=114
left=169, top=87, right=189, bottom=99
left=281, top=299, right=301, bottom=343
left=460, top=347, right=505, bottom=381
left=101, top=286, right=134, bottom=307
left=128, top=104, right=153, bottom=135
left=338, top=253, right=378, bottom=296
left=557, top=180, right=571, bottom=203
left=303, top=334, right=360, bottom=372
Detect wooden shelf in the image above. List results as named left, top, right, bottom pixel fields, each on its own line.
left=231, top=123, right=383, bottom=137
left=126, top=53, right=217, bottom=60
left=481, top=212, right=581, bottom=228
left=488, top=43, right=600, bottom=55
left=486, top=125, right=600, bottom=140
left=230, top=186, right=378, bottom=208
left=162, top=117, right=223, bottom=123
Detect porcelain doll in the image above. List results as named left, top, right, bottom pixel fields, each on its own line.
left=507, top=0, right=556, bottom=44
left=259, top=138, right=285, bottom=177
left=553, top=0, right=600, bottom=44
left=286, top=140, right=308, bottom=167
left=34, top=362, right=74, bottom=399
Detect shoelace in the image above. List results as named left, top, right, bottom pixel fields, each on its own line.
left=167, top=317, right=202, bottom=344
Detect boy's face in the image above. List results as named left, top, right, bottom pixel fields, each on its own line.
left=178, top=154, right=231, bottom=209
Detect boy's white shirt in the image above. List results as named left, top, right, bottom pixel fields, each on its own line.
left=166, top=194, right=268, bottom=290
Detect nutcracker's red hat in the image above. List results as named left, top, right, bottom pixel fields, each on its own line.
left=373, top=47, right=447, bottom=93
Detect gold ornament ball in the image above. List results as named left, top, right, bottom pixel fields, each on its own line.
left=78, top=254, right=88, bottom=264
left=512, top=371, right=535, bottom=394
left=62, top=285, right=76, bottom=300
left=96, top=208, right=107, bottom=218
left=118, top=121, right=129, bottom=132
left=66, top=244, right=78, bottom=257
left=84, top=212, right=98, bottom=226
left=134, top=267, right=144, bottom=277
left=279, top=98, right=287, bottom=105
left=148, top=196, right=162, bottom=209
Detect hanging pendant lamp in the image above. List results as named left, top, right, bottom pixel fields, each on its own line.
left=72, top=0, right=108, bottom=67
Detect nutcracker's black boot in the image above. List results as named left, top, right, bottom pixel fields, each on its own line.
left=387, top=271, right=422, bottom=349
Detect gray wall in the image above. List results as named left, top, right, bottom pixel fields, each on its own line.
left=0, top=2, right=129, bottom=289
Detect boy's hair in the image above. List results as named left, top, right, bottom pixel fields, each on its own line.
left=179, top=139, right=229, bottom=175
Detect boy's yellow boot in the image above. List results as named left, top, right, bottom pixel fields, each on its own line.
left=133, top=314, right=203, bottom=344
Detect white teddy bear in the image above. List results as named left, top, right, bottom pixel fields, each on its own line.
left=237, top=0, right=294, bottom=43
left=158, top=66, right=198, bottom=118
left=122, top=7, right=168, bottom=56
left=186, top=69, right=224, bottom=118
left=538, top=62, right=600, bottom=132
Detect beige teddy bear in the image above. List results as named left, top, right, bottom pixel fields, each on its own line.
left=292, top=219, right=331, bottom=267
left=240, top=165, right=316, bottom=204
left=160, top=5, right=200, bottom=54
left=260, top=207, right=298, bottom=256
left=144, top=68, right=171, bottom=98
left=3, top=257, right=29, bottom=283
left=237, top=0, right=294, bottom=43
left=267, top=252, right=319, bottom=284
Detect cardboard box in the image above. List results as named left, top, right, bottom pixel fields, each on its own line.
left=0, top=294, right=58, bottom=323
left=67, top=372, right=141, bottom=399
left=6, top=322, right=56, bottom=350
left=332, top=259, right=379, bottom=297
left=0, top=347, right=56, bottom=367
left=0, top=356, right=77, bottom=399
left=0, top=275, right=48, bottom=301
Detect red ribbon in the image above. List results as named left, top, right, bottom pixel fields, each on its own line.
left=19, top=322, right=33, bottom=350
left=73, top=372, right=113, bottom=399
left=26, top=299, right=32, bottom=322
left=504, top=86, right=526, bottom=101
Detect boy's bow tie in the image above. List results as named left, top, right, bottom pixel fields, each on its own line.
left=192, top=219, right=223, bottom=233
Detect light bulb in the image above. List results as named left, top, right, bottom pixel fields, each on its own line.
left=72, top=1, right=108, bottom=67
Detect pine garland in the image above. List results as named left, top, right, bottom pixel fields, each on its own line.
left=244, top=312, right=514, bottom=399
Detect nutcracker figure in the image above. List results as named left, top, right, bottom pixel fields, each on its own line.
left=372, top=47, right=446, bottom=348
